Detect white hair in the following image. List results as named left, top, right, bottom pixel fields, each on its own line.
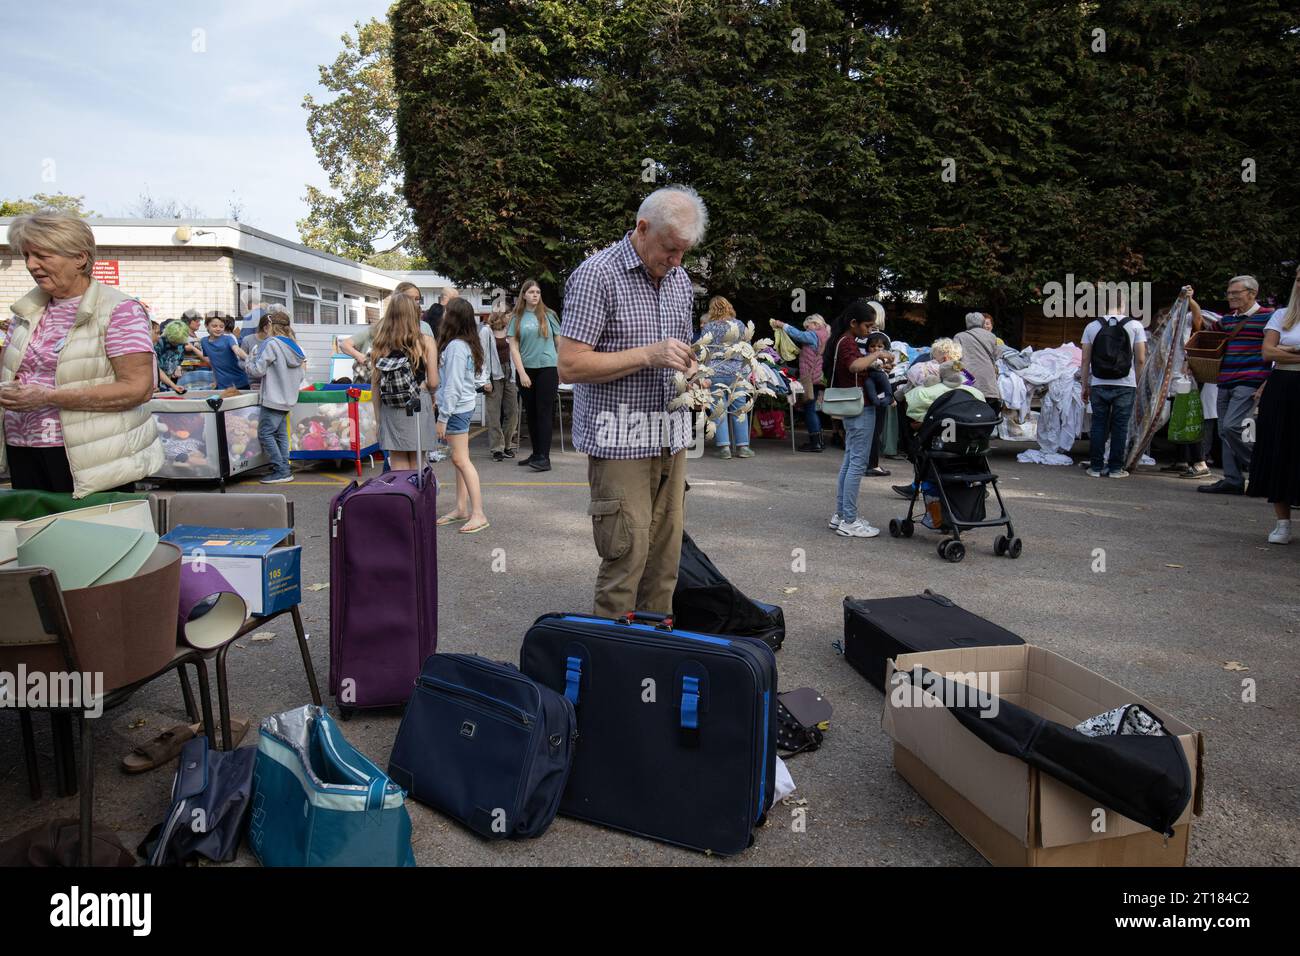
left=637, top=185, right=708, bottom=246
left=1229, top=275, right=1259, bottom=294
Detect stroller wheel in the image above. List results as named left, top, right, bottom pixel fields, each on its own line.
left=937, top=540, right=949, bottom=559
left=994, top=534, right=1009, bottom=556
left=889, top=519, right=903, bottom=538
left=941, top=540, right=966, bottom=563
left=1007, top=537, right=1023, bottom=559
left=901, top=519, right=914, bottom=538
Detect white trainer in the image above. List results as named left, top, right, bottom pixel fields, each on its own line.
left=828, top=513, right=841, bottom=529
left=1268, top=521, right=1292, bottom=545
left=836, top=518, right=881, bottom=538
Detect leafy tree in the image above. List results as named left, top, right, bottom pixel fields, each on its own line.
left=0, top=193, right=94, bottom=217
left=300, top=18, right=426, bottom=268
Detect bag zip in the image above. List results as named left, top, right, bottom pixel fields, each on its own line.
left=417, top=674, right=533, bottom=727
left=149, top=797, right=190, bottom=866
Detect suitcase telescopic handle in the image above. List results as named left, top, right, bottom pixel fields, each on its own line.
left=619, top=611, right=675, bottom=631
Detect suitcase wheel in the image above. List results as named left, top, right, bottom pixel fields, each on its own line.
left=338, top=705, right=354, bottom=721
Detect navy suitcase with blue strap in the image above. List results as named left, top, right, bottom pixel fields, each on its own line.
left=520, top=611, right=777, bottom=855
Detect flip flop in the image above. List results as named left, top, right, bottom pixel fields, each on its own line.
left=436, top=513, right=470, bottom=526
left=459, top=521, right=490, bottom=534
left=121, top=722, right=201, bottom=775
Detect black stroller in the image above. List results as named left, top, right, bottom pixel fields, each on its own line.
left=888, top=388, right=1022, bottom=563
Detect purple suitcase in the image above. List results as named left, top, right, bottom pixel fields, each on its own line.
left=329, top=463, right=438, bottom=715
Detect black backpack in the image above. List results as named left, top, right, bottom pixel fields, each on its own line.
left=1090, top=317, right=1137, bottom=379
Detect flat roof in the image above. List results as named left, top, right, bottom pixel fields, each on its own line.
left=0, top=217, right=459, bottom=291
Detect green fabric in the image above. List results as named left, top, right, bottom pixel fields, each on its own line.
left=1168, top=390, right=1204, bottom=443
left=508, top=310, right=561, bottom=368
left=297, top=390, right=359, bottom=404
left=0, top=489, right=150, bottom=522
left=882, top=403, right=899, bottom=457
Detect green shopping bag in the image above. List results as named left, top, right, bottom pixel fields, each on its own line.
left=1168, top=389, right=1203, bottom=444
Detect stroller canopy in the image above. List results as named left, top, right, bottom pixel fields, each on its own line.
left=917, top=388, right=997, bottom=446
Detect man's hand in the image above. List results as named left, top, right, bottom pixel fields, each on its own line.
left=644, top=338, right=694, bottom=372
left=1081, top=383, right=1090, bottom=404
left=0, top=382, right=54, bottom=411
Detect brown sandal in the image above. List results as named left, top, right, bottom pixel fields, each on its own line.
left=121, top=722, right=201, bottom=775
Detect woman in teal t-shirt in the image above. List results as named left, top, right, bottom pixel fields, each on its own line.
left=508, top=279, right=562, bottom=472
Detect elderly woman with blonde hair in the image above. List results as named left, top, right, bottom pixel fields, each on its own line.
left=0, top=211, right=162, bottom=496
left=771, top=313, right=831, bottom=452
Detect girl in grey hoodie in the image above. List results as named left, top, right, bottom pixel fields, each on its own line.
left=243, top=311, right=306, bottom=483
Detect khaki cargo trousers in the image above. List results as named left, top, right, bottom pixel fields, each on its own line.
left=586, top=449, right=686, bottom=618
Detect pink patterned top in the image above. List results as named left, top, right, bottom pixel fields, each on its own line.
left=2, top=296, right=154, bottom=447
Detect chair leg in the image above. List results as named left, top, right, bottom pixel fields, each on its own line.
left=52, top=712, right=77, bottom=797
left=178, top=665, right=199, bottom=724
left=291, top=605, right=323, bottom=706
left=19, top=710, right=41, bottom=800
left=78, top=712, right=94, bottom=867
left=193, top=660, right=218, bottom=748
left=216, top=645, right=234, bottom=752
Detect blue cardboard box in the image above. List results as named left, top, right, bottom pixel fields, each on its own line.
left=161, top=525, right=301, bottom=616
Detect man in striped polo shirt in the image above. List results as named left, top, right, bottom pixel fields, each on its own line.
left=559, top=185, right=708, bottom=617
left=1194, top=275, right=1275, bottom=495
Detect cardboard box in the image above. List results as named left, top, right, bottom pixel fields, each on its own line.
left=882, top=644, right=1204, bottom=867
left=161, top=525, right=300, bottom=617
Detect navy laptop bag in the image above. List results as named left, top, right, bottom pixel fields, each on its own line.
left=388, top=654, right=576, bottom=839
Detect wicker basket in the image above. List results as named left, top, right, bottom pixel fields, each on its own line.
left=1185, top=330, right=1228, bottom=386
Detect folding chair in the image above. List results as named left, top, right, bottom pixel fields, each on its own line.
left=161, top=493, right=322, bottom=750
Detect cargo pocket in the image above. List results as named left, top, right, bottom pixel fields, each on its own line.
left=588, top=498, right=630, bottom=561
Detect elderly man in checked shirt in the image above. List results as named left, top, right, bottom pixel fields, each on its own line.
left=558, top=185, right=709, bottom=618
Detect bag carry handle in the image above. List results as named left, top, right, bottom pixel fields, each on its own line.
left=564, top=656, right=583, bottom=706
left=920, top=589, right=954, bottom=608
left=618, top=611, right=675, bottom=631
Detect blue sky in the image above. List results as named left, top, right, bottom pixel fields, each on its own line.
left=0, top=0, right=393, bottom=238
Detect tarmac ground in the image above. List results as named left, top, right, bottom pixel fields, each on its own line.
left=2, top=426, right=1296, bottom=866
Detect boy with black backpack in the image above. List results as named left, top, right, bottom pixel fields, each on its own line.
left=1081, top=311, right=1148, bottom=478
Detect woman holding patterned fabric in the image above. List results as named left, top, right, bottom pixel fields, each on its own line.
left=1248, top=266, right=1300, bottom=545
left=772, top=314, right=830, bottom=452
left=0, top=212, right=162, bottom=496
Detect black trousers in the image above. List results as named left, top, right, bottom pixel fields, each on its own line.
left=5, top=444, right=75, bottom=493
left=868, top=404, right=888, bottom=468
left=520, top=366, right=558, bottom=460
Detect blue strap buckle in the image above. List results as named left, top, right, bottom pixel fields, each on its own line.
left=680, top=675, right=701, bottom=747
left=564, top=656, right=582, bottom=706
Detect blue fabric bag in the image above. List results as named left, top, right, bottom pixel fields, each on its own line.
left=248, top=705, right=415, bottom=867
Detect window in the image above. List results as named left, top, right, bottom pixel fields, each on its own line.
left=366, top=307, right=380, bottom=323
left=319, top=304, right=339, bottom=324
left=263, top=274, right=287, bottom=295
left=294, top=300, right=316, bottom=325
left=264, top=294, right=287, bottom=309
left=295, top=280, right=321, bottom=299
left=320, top=287, right=339, bottom=303
left=364, top=294, right=379, bottom=304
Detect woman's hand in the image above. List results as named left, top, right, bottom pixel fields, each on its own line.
left=519, top=371, right=533, bottom=389
left=436, top=420, right=447, bottom=440
left=0, top=381, right=55, bottom=411
left=771, top=319, right=785, bottom=329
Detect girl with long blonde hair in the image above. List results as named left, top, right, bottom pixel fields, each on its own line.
left=371, top=293, right=438, bottom=471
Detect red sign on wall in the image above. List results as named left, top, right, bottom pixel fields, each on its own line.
left=92, top=260, right=119, bottom=285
